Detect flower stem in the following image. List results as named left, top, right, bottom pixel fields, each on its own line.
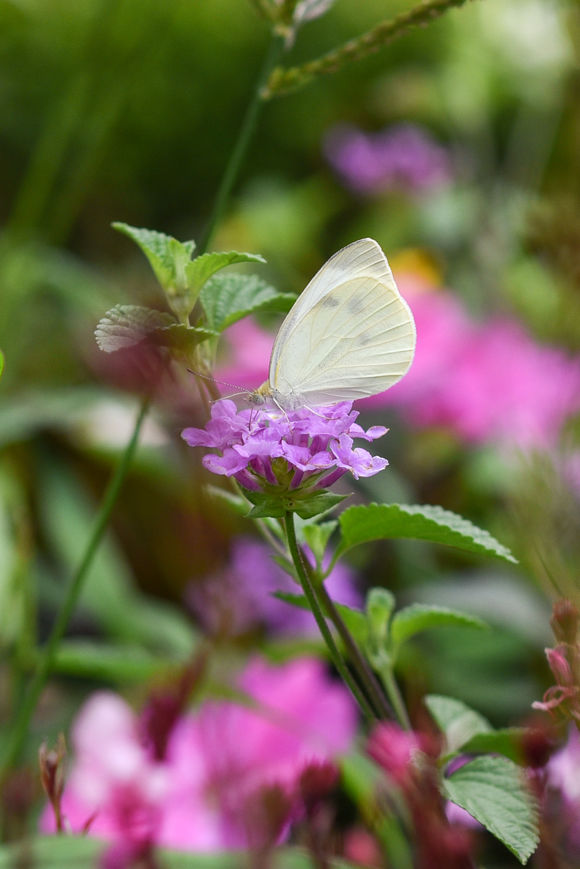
left=197, top=31, right=286, bottom=254
left=317, top=583, right=394, bottom=721
left=0, top=396, right=151, bottom=775
left=374, top=660, right=412, bottom=731
left=284, top=511, right=376, bottom=722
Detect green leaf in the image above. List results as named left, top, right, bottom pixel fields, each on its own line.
left=461, top=728, right=527, bottom=765
left=425, top=695, right=492, bottom=753
left=113, top=222, right=195, bottom=289
left=336, top=503, right=517, bottom=564
left=443, top=756, right=539, bottom=863
left=95, top=304, right=176, bottom=352
left=390, top=604, right=488, bottom=654
left=189, top=252, right=268, bottom=318
left=302, top=520, right=337, bottom=569
left=0, top=349, right=4, bottom=379
left=200, top=272, right=294, bottom=332
left=113, top=223, right=195, bottom=290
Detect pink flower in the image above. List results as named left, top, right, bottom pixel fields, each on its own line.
left=41, top=658, right=357, bottom=855
left=160, top=657, right=357, bottom=850
left=40, top=693, right=167, bottom=857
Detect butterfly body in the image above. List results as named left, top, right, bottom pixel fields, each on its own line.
left=256, top=238, right=416, bottom=411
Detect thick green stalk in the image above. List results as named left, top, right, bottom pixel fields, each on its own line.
left=284, top=511, right=376, bottom=721
left=0, top=396, right=150, bottom=774
left=197, top=32, right=286, bottom=254
left=317, top=583, right=394, bottom=721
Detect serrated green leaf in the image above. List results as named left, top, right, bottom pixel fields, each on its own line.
left=95, top=304, right=176, bottom=352
left=425, top=695, right=492, bottom=752
left=113, top=222, right=195, bottom=289
left=188, top=251, right=268, bottom=318
left=390, top=604, right=488, bottom=654
left=336, top=503, right=516, bottom=564
left=443, top=756, right=539, bottom=863
left=303, top=520, right=337, bottom=569
left=461, top=728, right=527, bottom=764
left=200, top=272, right=295, bottom=332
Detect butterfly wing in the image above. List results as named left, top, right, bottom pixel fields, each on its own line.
left=269, top=239, right=416, bottom=406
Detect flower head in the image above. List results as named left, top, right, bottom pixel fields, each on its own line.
left=182, top=399, right=388, bottom=494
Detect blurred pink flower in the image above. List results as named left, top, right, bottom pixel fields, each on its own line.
left=324, top=123, right=452, bottom=195
left=188, top=536, right=361, bottom=637
left=41, top=658, right=356, bottom=856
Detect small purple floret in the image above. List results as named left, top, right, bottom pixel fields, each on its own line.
left=182, top=400, right=388, bottom=492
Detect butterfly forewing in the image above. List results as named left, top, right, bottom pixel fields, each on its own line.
left=271, top=274, right=415, bottom=406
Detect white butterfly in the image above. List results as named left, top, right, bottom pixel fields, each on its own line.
left=254, top=238, right=416, bottom=410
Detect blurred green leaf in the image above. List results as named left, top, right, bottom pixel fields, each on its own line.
left=0, top=349, right=4, bottom=378
left=425, top=695, right=492, bottom=753
left=0, top=387, right=108, bottom=447
left=0, top=837, right=357, bottom=868
left=39, top=460, right=195, bottom=657
left=443, top=756, right=539, bottom=864
left=461, top=728, right=527, bottom=765
left=200, top=272, right=294, bottom=332
left=390, top=604, right=488, bottom=655
left=50, top=640, right=170, bottom=682
left=336, top=504, right=517, bottom=564
left=94, top=304, right=176, bottom=352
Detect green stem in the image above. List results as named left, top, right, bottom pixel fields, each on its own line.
left=0, top=396, right=151, bottom=775
left=264, top=0, right=479, bottom=98
left=284, top=511, right=376, bottom=722
left=375, top=661, right=411, bottom=730
left=197, top=31, right=286, bottom=254
left=317, top=583, right=394, bottom=721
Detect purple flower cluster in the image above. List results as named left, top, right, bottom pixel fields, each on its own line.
left=324, top=123, right=452, bottom=195
left=181, top=400, right=388, bottom=492
left=187, top=537, right=361, bottom=638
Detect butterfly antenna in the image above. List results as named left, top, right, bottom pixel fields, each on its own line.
left=187, top=368, right=253, bottom=403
